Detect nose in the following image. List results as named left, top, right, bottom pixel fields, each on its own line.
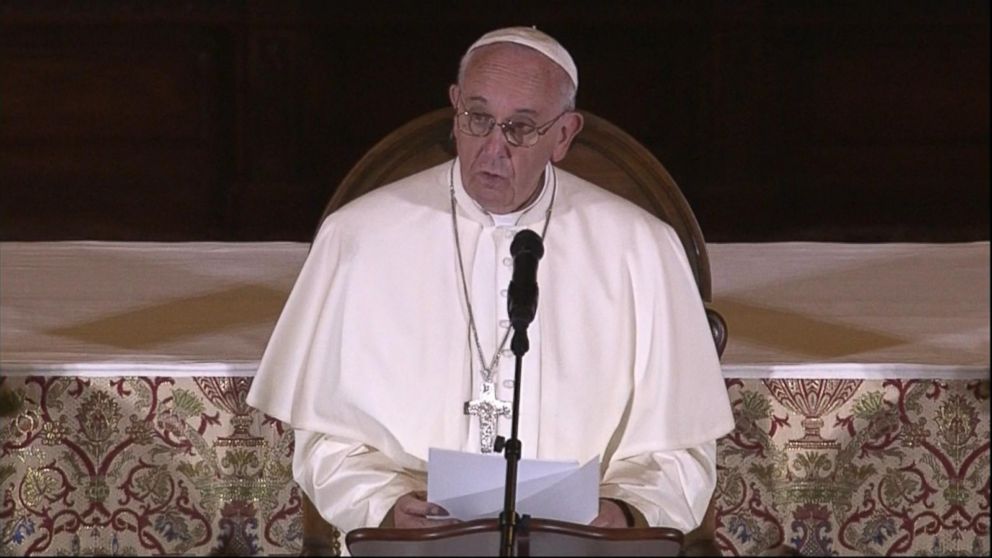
left=480, top=125, right=511, bottom=158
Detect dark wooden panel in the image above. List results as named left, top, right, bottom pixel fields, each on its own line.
left=673, top=4, right=990, bottom=241
left=0, top=0, right=987, bottom=242
left=0, top=23, right=235, bottom=239
left=752, top=19, right=990, bottom=241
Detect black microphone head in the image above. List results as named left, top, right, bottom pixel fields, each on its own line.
left=510, top=229, right=544, bottom=259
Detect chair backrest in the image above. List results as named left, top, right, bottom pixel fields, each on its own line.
left=318, top=107, right=713, bottom=303
left=302, top=107, right=729, bottom=556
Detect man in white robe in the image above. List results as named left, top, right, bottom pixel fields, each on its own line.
left=247, top=27, right=734, bottom=536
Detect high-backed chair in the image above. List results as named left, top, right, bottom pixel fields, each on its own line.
left=300, top=107, right=728, bottom=556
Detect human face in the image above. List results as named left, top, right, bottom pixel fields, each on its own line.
left=449, top=44, right=583, bottom=214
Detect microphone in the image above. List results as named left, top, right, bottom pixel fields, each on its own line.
left=507, top=229, right=544, bottom=331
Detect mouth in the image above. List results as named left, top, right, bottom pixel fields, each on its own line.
left=474, top=170, right=509, bottom=187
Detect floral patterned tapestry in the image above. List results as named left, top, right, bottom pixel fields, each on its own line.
left=0, top=377, right=300, bottom=556
left=718, top=378, right=988, bottom=556
left=1, top=376, right=988, bottom=556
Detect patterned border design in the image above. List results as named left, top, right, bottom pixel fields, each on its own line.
left=1, top=376, right=987, bottom=556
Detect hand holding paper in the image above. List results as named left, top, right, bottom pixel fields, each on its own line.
left=427, top=448, right=600, bottom=524
left=389, top=491, right=462, bottom=529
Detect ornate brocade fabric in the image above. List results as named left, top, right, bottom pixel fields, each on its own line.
left=0, top=377, right=302, bottom=556
left=1, top=376, right=987, bottom=556
left=718, top=378, right=989, bottom=556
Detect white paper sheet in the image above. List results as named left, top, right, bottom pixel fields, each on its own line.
left=427, top=447, right=600, bottom=524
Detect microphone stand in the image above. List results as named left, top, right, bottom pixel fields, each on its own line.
left=498, top=229, right=543, bottom=556
left=496, top=326, right=530, bottom=557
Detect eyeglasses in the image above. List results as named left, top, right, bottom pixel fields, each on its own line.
left=454, top=105, right=567, bottom=148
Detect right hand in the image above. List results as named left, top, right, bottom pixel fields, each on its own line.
left=390, top=491, right=461, bottom=529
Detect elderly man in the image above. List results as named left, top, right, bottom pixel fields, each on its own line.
left=247, top=27, right=734, bottom=535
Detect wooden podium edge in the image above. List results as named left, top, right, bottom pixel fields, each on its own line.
left=346, top=517, right=683, bottom=551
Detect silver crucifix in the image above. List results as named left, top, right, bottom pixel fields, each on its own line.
left=464, top=380, right=513, bottom=453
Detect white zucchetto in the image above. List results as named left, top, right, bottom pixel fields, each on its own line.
left=465, top=26, right=578, bottom=88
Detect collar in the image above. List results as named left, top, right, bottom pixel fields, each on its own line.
left=450, top=157, right=555, bottom=228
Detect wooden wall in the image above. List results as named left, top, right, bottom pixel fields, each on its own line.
left=1, top=0, right=988, bottom=242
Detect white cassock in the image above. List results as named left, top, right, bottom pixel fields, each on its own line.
left=247, top=158, right=735, bottom=535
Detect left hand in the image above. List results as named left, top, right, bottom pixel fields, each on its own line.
left=589, top=498, right=630, bottom=528
left=388, top=491, right=460, bottom=529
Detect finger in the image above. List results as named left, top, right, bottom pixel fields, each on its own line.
left=398, top=501, right=431, bottom=516
left=426, top=503, right=449, bottom=517
left=397, top=497, right=431, bottom=516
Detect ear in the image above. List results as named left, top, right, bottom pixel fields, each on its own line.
left=550, top=111, right=584, bottom=163
left=448, top=84, right=460, bottom=109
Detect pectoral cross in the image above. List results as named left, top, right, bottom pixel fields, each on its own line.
left=464, top=380, right=513, bottom=453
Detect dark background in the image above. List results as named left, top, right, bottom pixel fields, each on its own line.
left=1, top=0, right=988, bottom=242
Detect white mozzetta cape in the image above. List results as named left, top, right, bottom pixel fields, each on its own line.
left=247, top=159, right=735, bottom=532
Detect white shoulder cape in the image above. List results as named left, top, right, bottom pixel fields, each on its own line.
left=247, top=159, right=734, bottom=470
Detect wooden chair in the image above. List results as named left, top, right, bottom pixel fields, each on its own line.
left=301, top=107, right=731, bottom=556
